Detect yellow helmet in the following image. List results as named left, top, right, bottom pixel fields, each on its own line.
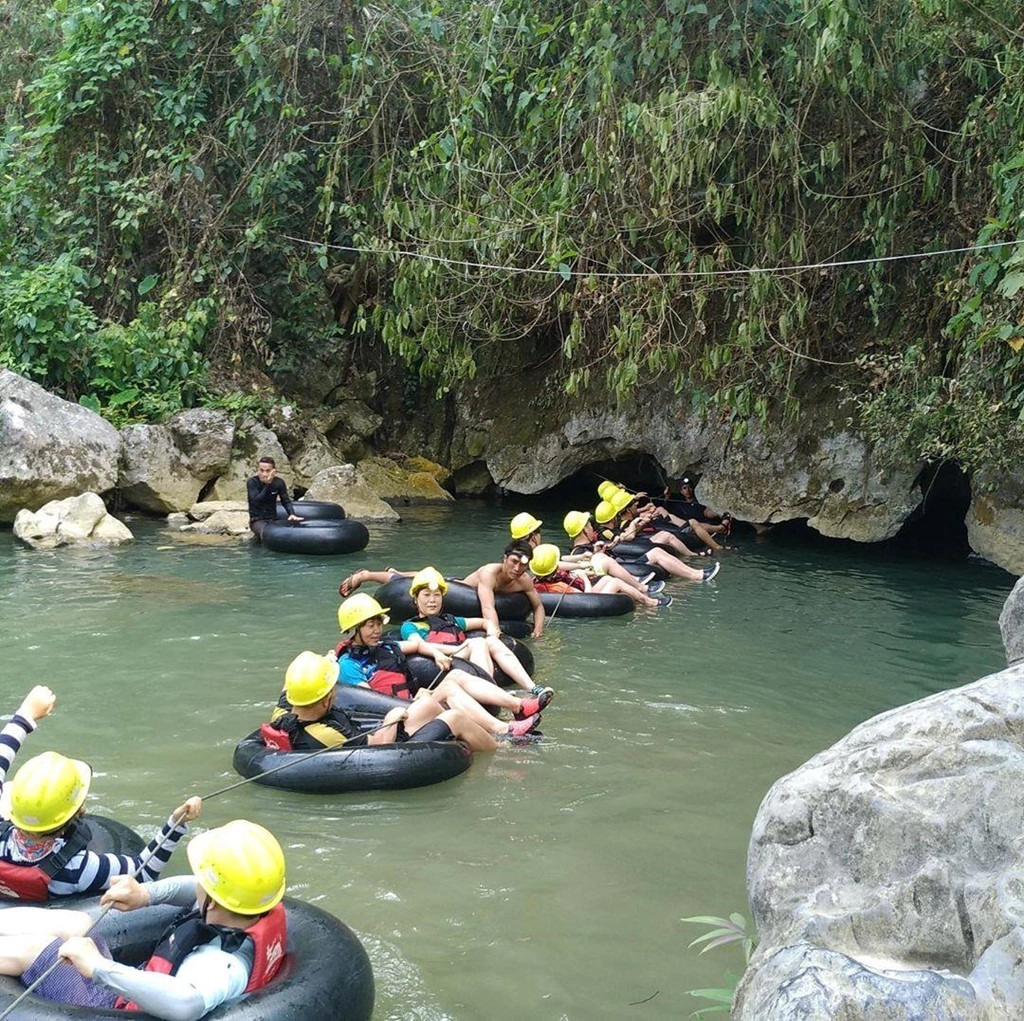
left=284, top=651, right=337, bottom=707
left=509, top=512, right=543, bottom=540
left=8, top=751, right=92, bottom=833
left=338, top=593, right=390, bottom=633
left=594, top=500, right=617, bottom=524
left=529, top=543, right=561, bottom=578
left=596, top=481, right=619, bottom=501
left=563, top=510, right=591, bottom=540
left=611, top=488, right=635, bottom=513
left=187, top=820, right=286, bottom=916
left=409, top=566, right=448, bottom=597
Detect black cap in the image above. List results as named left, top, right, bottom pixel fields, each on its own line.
left=681, top=477, right=693, bottom=487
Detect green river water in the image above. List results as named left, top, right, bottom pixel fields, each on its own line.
left=0, top=503, right=1014, bottom=1020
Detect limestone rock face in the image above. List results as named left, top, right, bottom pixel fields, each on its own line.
left=303, top=465, right=400, bottom=522
left=0, top=370, right=121, bottom=523
left=13, top=492, right=133, bottom=549
left=1000, top=576, right=1024, bottom=666
left=356, top=456, right=454, bottom=504
left=462, top=392, right=922, bottom=543
left=119, top=409, right=234, bottom=513
left=967, top=473, right=1024, bottom=577
left=735, top=656, right=1024, bottom=1020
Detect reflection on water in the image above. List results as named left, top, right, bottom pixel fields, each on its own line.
left=0, top=507, right=1013, bottom=1020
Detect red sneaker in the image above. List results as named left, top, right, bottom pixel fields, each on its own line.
left=502, top=713, right=541, bottom=738
left=514, top=690, right=554, bottom=719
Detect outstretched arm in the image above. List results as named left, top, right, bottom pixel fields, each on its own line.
left=524, top=582, right=546, bottom=638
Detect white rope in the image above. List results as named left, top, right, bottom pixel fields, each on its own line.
left=279, top=233, right=1022, bottom=281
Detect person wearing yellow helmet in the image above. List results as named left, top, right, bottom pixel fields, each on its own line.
left=262, top=651, right=501, bottom=753
left=399, top=567, right=554, bottom=704
left=587, top=501, right=723, bottom=584
left=508, top=512, right=543, bottom=546
left=559, top=511, right=667, bottom=596
left=332, top=593, right=544, bottom=740
left=529, top=544, right=672, bottom=608
left=0, top=687, right=202, bottom=903
left=461, top=541, right=547, bottom=639
left=0, top=820, right=289, bottom=1018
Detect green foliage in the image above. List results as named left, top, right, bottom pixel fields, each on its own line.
left=1, top=0, right=1023, bottom=474
left=681, top=912, right=757, bottom=1017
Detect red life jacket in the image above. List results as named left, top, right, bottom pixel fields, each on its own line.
left=0, top=820, right=90, bottom=901
left=417, top=613, right=465, bottom=645
left=117, top=903, right=288, bottom=1011
left=335, top=639, right=412, bottom=700
left=535, top=569, right=585, bottom=593
left=260, top=721, right=293, bottom=751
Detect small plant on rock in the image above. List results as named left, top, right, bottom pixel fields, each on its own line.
left=681, top=912, right=756, bottom=1017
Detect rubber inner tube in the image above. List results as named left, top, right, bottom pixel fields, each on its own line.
left=261, top=519, right=369, bottom=556
left=275, top=500, right=346, bottom=521
left=0, top=897, right=375, bottom=1020
left=375, top=578, right=531, bottom=621
left=233, top=729, right=473, bottom=793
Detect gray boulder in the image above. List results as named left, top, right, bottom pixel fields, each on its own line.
left=0, top=370, right=121, bottom=523
left=205, top=420, right=291, bottom=502
left=13, top=492, right=133, bottom=549
left=736, top=655, right=1024, bottom=1020
left=1000, top=576, right=1024, bottom=666
left=119, top=409, right=234, bottom=513
left=304, top=465, right=400, bottom=522
left=967, top=472, right=1024, bottom=576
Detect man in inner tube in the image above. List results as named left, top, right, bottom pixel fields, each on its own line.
left=461, top=541, right=547, bottom=639
left=0, top=820, right=288, bottom=1020
left=246, top=455, right=303, bottom=540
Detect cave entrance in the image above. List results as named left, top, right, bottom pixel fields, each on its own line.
left=891, top=462, right=971, bottom=560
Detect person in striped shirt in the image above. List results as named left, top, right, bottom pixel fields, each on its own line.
left=0, top=686, right=201, bottom=901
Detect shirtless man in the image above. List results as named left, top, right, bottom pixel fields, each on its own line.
left=461, top=541, right=546, bottom=639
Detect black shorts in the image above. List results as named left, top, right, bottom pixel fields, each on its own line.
left=407, top=719, right=453, bottom=743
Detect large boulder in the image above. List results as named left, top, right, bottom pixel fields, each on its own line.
left=736, top=649, right=1024, bottom=1019
left=303, top=465, right=400, bottom=522
left=204, top=420, right=292, bottom=501
left=13, top=492, right=133, bottom=549
left=0, top=370, right=121, bottom=523
left=118, top=409, right=234, bottom=513
left=1000, top=576, right=1024, bottom=666
left=967, top=472, right=1024, bottom=576
left=356, top=456, right=454, bottom=505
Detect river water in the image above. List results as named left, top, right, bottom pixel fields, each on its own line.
left=0, top=503, right=1013, bottom=1020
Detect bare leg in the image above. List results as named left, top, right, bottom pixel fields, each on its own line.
left=429, top=679, right=507, bottom=735
left=644, top=547, right=704, bottom=581
left=445, top=669, right=524, bottom=713
left=483, top=636, right=534, bottom=691
left=592, top=553, right=648, bottom=594
left=0, top=908, right=92, bottom=975
left=368, top=700, right=442, bottom=745
left=435, top=709, right=497, bottom=752
left=592, top=576, right=658, bottom=607
left=686, top=520, right=722, bottom=551
left=455, top=637, right=496, bottom=677
left=338, top=568, right=411, bottom=597
left=649, top=530, right=701, bottom=557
